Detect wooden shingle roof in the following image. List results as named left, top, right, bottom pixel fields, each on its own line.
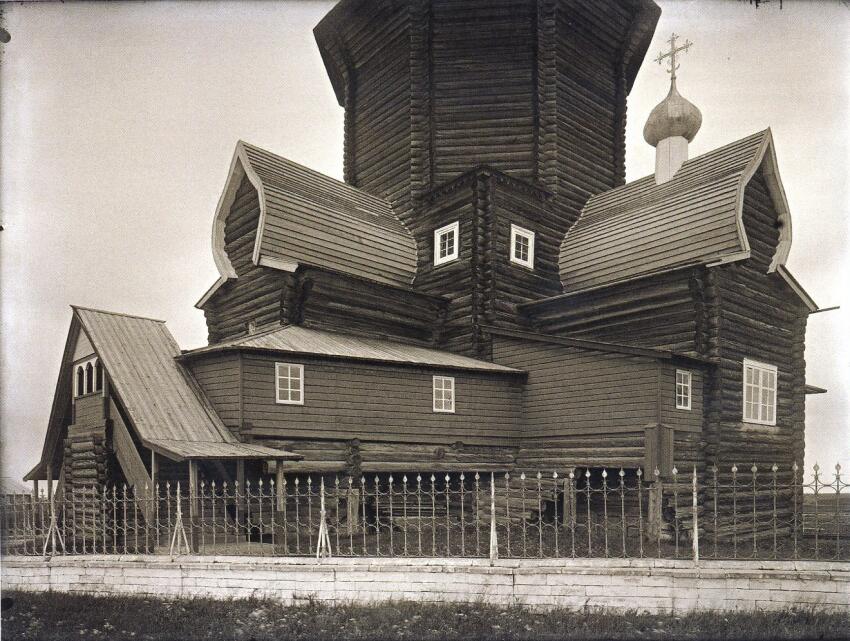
left=202, top=141, right=417, bottom=308
left=182, top=324, right=523, bottom=375
left=73, top=308, right=298, bottom=463
left=559, top=130, right=790, bottom=292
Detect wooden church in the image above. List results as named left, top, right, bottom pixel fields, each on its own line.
left=27, top=0, right=823, bottom=512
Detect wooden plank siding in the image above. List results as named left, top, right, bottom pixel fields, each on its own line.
left=71, top=394, right=105, bottom=430
left=237, top=354, right=523, bottom=447
left=188, top=353, right=242, bottom=439
left=492, top=335, right=704, bottom=472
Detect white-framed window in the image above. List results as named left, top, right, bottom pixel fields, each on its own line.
left=675, top=369, right=692, bottom=410
left=743, top=359, right=777, bottom=425
left=433, top=221, right=459, bottom=266
left=275, top=363, right=304, bottom=405
left=432, top=375, right=455, bottom=413
left=509, top=224, right=535, bottom=269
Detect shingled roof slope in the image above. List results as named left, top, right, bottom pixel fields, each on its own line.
left=559, top=130, right=787, bottom=292
left=204, top=141, right=417, bottom=306
left=182, top=324, right=523, bottom=374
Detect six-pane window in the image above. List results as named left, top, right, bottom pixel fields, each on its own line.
left=433, top=375, right=455, bottom=413
left=509, top=224, right=535, bottom=269
left=675, top=369, right=691, bottom=410
left=433, top=221, right=459, bottom=266
left=276, top=363, right=304, bottom=405
left=743, top=359, right=776, bottom=425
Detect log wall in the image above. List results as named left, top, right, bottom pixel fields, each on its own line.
left=709, top=168, right=808, bottom=474
left=525, top=268, right=702, bottom=356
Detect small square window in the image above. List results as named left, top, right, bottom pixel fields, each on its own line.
left=743, top=359, right=777, bottom=425
left=676, top=370, right=692, bottom=410
left=433, top=375, right=455, bottom=413
left=510, top=224, right=534, bottom=269
left=433, top=221, right=459, bottom=266
left=276, top=363, right=304, bottom=405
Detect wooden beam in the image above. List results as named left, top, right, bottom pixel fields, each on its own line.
left=275, top=462, right=285, bottom=511
left=151, top=451, right=158, bottom=489
left=188, top=460, right=199, bottom=520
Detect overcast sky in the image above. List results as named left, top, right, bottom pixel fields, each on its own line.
left=1, top=0, right=847, bottom=484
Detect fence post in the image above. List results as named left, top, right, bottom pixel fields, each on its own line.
left=692, top=466, right=699, bottom=563
left=315, top=477, right=332, bottom=560
left=169, top=482, right=190, bottom=556
left=42, top=490, right=65, bottom=558
left=489, top=472, right=498, bottom=563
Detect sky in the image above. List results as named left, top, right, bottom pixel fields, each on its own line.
left=0, top=0, right=847, bottom=484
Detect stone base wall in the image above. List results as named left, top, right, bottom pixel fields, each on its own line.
left=2, top=556, right=848, bottom=614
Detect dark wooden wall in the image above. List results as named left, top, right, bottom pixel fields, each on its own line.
left=296, top=268, right=447, bottom=345
left=429, top=0, right=537, bottom=185
left=189, top=352, right=243, bottom=439
left=188, top=352, right=524, bottom=448
left=347, top=1, right=414, bottom=225
left=708, top=168, right=808, bottom=474
left=491, top=335, right=704, bottom=473
left=525, top=267, right=703, bottom=356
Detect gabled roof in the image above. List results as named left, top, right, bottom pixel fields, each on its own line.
left=26, top=307, right=298, bottom=479
left=181, top=324, right=523, bottom=375
left=558, top=129, right=792, bottom=292
left=202, top=141, right=418, bottom=307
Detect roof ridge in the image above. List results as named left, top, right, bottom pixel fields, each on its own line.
left=71, top=305, right=167, bottom=324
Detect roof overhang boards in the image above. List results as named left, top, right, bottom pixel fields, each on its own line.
left=198, top=141, right=299, bottom=309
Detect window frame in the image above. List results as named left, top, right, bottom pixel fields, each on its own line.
left=433, top=221, right=459, bottom=266
left=742, top=358, right=777, bottom=426
left=432, top=375, right=455, bottom=414
left=275, top=362, right=305, bottom=406
left=675, top=369, right=692, bottom=410
left=509, top=224, right=535, bottom=269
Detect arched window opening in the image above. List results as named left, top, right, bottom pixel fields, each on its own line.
left=85, top=362, right=94, bottom=394
left=76, top=366, right=85, bottom=397
left=95, top=360, right=103, bottom=392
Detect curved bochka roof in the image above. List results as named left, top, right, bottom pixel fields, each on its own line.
left=559, top=129, right=792, bottom=293
left=201, top=141, right=418, bottom=308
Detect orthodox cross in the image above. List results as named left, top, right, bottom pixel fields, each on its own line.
left=654, top=33, right=693, bottom=81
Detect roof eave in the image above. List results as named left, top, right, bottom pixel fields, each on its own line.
left=776, top=265, right=818, bottom=312
left=179, top=344, right=525, bottom=376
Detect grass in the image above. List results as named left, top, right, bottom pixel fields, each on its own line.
left=2, top=591, right=849, bottom=641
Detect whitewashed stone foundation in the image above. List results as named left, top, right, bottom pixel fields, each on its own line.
left=2, top=556, right=848, bottom=614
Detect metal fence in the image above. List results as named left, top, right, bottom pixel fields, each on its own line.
left=2, top=463, right=847, bottom=561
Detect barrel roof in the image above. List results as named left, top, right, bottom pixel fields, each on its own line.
left=202, top=141, right=418, bottom=308
left=558, top=129, right=792, bottom=293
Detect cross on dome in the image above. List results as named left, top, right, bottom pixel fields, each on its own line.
left=654, top=32, right=693, bottom=82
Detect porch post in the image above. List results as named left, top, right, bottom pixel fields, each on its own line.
left=188, top=460, right=199, bottom=519
left=46, top=466, right=54, bottom=501
left=275, top=461, right=285, bottom=511
left=236, top=458, right=245, bottom=525
left=151, top=451, right=158, bottom=489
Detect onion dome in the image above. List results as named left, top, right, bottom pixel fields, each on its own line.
left=643, top=79, right=702, bottom=147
